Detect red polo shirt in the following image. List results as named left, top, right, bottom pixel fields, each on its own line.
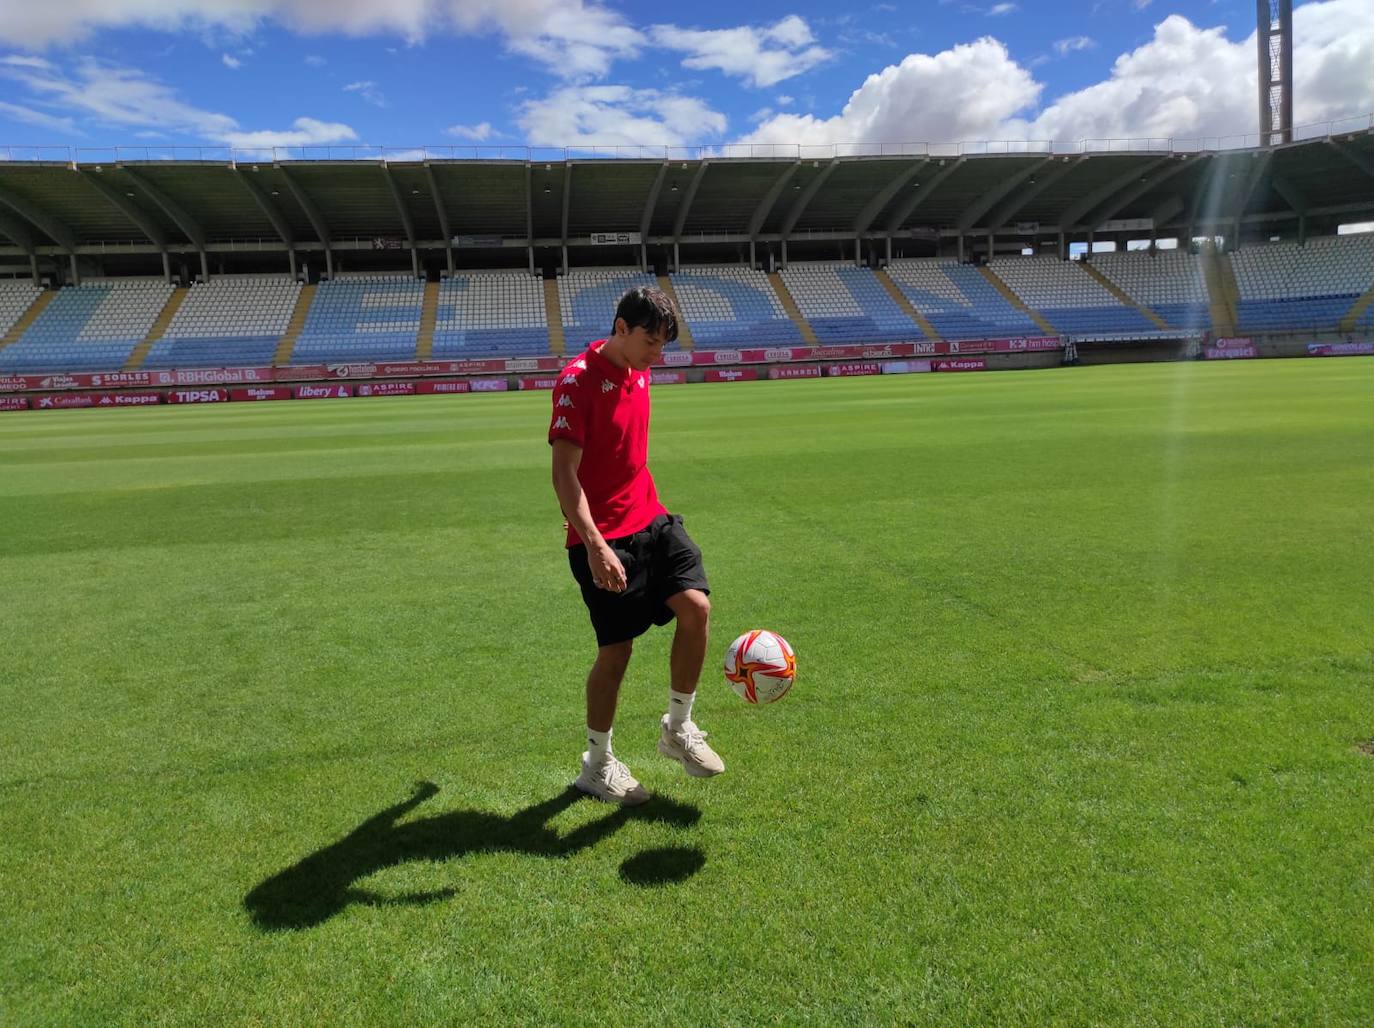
left=548, top=342, right=667, bottom=548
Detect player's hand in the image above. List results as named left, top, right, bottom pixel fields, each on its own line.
left=589, top=542, right=627, bottom=592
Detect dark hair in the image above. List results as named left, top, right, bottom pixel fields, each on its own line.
left=613, top=286, right=679, bottom=342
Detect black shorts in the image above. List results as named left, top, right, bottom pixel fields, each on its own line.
left=568, top=513, right=710, bottom=647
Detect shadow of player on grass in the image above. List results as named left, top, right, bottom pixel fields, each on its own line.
left=244, top=781, right=704, bottom=931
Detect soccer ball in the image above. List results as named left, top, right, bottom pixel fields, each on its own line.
left=724, top=630, right=796, bottom=705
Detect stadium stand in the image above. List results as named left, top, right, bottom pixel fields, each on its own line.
left=884, top=259, right=1041, bottom=340
left=432, top=271, right=549, bottom=357
left=1228, top=234, right=1374, bottom=333
left=0, top=279, right=173, bottom=372
left=0, top=280, right=42, bottom=339
left=1088, top=251, right=1211, bottom=332
left=558, top=268, right=663, bottom=350
left=779, top=263, right=922, bottom=344
left=287, top=274, right=423, bottom=363
left=668, top=266, right=803, bottom=348
left=141, top=275, right=301, bottom=369
left=988, top=257, right=1159, bottom=338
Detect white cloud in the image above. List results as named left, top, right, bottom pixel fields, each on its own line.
left=0, top=56, right=357, bottom=148
left=742, top=1, right=1374, bottom=147
left=221, top=53, right=240, bottom=69
left=518, top=85, right=726, bottom=147
left=741, top=36, right=1041, bottom=146
left=0, top=98, right=78, bottom=133
left=219, top=116, right=357, bottom=148
left=776, top=94, right=794, bottom=107
left=1054, top=36, right=1095, bottom=56
left=342, top=79, right=386, bottom=107
left=650, top=16, right=832, bottom=88
left=989, top=3, right=1017, bottom=15
left=445, top=120, right=495, bottom=140
left=304, top=54, right=325, bottom=65
left=0, top=0, right=643, bottom=80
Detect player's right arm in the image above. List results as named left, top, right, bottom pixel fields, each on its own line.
left=551, top=440, right=627, bottom=592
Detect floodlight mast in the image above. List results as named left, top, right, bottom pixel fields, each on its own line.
left=1256, top=0, right=1293, bottom=146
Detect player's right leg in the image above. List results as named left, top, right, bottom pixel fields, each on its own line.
left=575, top=640, right=650, bottom=805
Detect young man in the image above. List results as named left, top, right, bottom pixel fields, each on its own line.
left=549, top=286, right=724, bottom=805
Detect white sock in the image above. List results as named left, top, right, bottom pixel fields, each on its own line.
left=668, top=689, right=695, bottom=729
left=586, top=726, right=612, bottom=765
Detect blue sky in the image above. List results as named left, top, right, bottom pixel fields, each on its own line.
left=0, top=0, right=1370, bottom=153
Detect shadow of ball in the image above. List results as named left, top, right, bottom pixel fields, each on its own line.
left=618, top=846, right=706, bottom=887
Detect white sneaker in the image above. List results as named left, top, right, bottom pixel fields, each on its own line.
left=574, top=752, right=650, bottom=805
left=658, top=715, right=725, bottom=778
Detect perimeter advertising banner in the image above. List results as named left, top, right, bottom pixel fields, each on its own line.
left=415, top=380, right=471, bottom=394
left=933, top=358, right=988, bottom=372
left=703, top=368, right=759, bottom=382
left=517, top=376, right=560, bottom=390
left=1204, top=338, right=1258, bottom=360
left=0, top=395, right=29, bottom=411
left=355, top=381, right=416, bottom=397
left=166, top=388, right=231, bottom=404
left=881, top=360, right=933, bottom=374
left=768, top=365, right=822, bottom=379
left=35, top=391, right=162, bottom=409
left=825, top=363, right=884, bottom=377
left=469, top=378, right=510, bottom=392
left=650, top=370, right=688, bottom=385
left=294, top=384, right=352, bottom=400
left=1307, top=342, right=1374, bottom=357
left=229, top=387, right=292, bottom=401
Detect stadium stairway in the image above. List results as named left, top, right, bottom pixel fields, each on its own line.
left=543, top=279, right=567, bottom=356
left=978, top=266, right=1058, bottom=336
left=1339, top=282, right=1374, bottom=333
left=0, top=289, right=54, bottom=353
left=417, top=280, right=439, bottom=361
left=767, top=272, right=818, bottom=344
left=656, top=275, right=694, bottom=350
left=1202, top=249, right=1238, bottom=337
left=874, top=268, right=940, bottom=340
left=1079, top=263, right=1172, bottom=332
left=124, top=286, right=188, bottom=370
left=275, top=283, right=315, bottom=364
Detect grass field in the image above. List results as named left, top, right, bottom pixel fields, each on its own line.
left=2, top=358, right=1372, bottom=1025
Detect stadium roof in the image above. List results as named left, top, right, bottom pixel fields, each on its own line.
left=1, top=128, right=1372, bottom=273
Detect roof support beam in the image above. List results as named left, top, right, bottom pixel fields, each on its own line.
left=1269, top=172, right=1308, bottom=215
left=278, top=166, right=332, bottom=277
left=525, top=163, right=534, bottom=275
left=120, top=168, right=205, bottom=249
left=380, top=163, right=419, bottom=277
left=0, top=181, right=79, bottom=253
left=853, top=160, right=927, bottom=237
left=232, top=169, right=295, bottom=246
left=987, top=157, right=1084, bottom=232
left=424, top=165, right=453, bottom=276
left=1327, top=139, right=1374, bottom=182
left=639, top=161, right=667, bottom=270
left=0, top=208, right=36, bottom=255
left=672, top=161, right=710, bottom=242
left=883, top=157, right=965, bottom=235
left=749, top=161, right=799, bottom=240
left=780, top=158, right=837, bottom=244
left=1230, top=152, right=1273, bottom=235
left=560, top=163, right=574, bottom=272
left=958, top=156, right=1054, bottom=232
left=1059, top=155, right=1173, bottom=230
left=1185, top=155, right=1223, bottom=237
left=1079, top=156, right=1197, bottom=230
left=75, top=170, right=167, bottom=249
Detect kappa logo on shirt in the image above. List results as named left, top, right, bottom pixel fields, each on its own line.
left=570, top=359, right=587, bottom=370
left=557, top=394, right=574, bottom=408
left=552, top=416, right=571, bottom=430
left=637, top=377, right=646, bottom=389
left=561, top=374, right=579, bottom=386
left=601, top=380, right=616, bottom=393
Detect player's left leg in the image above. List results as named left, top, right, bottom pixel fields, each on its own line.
left=658, top=588, right=725, bottom=777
